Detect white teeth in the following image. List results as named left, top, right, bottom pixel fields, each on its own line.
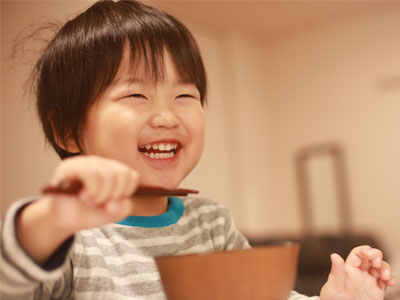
left=143, top=151, right=175, bottom=159
left=166, top=152, right=174, bottom=158
left=140, top=142, right=179, bottom=150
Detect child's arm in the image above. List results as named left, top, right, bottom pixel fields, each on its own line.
left=320, top=245, right=396, bottom=300
left=17, top=155, right=138, bottom=264
left=0, top=155, right=138, bottom=299
left=1, top=198, right=75, bottom=299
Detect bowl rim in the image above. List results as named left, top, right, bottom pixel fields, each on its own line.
left=154, top=241, right=300, bottom=262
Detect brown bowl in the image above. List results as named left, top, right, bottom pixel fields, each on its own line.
left=155, top=243, right=300, bottom=300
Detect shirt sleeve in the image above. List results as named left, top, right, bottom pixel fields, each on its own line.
left=0, top=198, right=75, bottom=300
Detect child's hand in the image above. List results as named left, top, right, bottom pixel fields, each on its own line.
left=320, top=245, right=396, bottom=300
left=16, top=155, right=139, bottom=264
left=49, top=155, right=139, bottom=233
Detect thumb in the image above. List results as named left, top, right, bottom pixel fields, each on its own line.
left=105, top=198, right=133, bottom=221
left=327, top=253, right=346, bottom=289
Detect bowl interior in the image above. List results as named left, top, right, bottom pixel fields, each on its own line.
left=155, top=243, right=299, bottom=300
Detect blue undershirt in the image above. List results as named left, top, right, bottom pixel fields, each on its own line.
left=116, top=197, right=185, bottom=228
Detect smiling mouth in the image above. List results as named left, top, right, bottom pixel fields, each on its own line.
left=138, top=142, right=181, bottom=159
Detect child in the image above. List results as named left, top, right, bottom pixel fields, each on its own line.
left=0, top=1, right=396, bottom=299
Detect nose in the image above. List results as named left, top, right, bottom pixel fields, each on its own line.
left=149, top=107, right=180, bottom=129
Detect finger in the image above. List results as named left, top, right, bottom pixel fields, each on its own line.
left=93, top=166, right=117, bottom=205
left=52, top=158, right=101, bottom=204
left=345, top=245, right=370, bottom=269
left=346, top=245, right=382, bottom=270
left=327, top=253, right=346, bottom=289
left=104, top=198, right=133, bottom=220
left=50, top=157, right=76, bottom=185
left=108, top=163, right=137, bottom=200
left=359, top=257, right=371, bottom=271
left=369, top=267, right=380, bottom=279
left=379, top=261, right=392, bottom=281
left=78, top=197, right=132, bottom=227
left=78, top=169, right=102, bottom=204
left=370, top=248, right=383, bottom=268
left=377, top=278, right=387, bottom=291
left=388, top=275, right=396, bottom=287
left=122, top=169, right=139, bottom=198
left=109, top=168, right=129, bottom=200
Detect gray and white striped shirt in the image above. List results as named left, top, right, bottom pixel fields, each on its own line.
left=0, top=197, right=317, bottom=299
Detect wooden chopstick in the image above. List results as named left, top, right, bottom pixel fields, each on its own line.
left=42, top=178, right=198, bottom=197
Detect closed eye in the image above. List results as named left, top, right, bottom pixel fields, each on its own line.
left=127, top=94, right=147, bottom=99
left=176, top=94, right=197, bottom=99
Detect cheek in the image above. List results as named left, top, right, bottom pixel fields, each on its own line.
left=197, top=118, right=206, bottom=149
left=83, top=108, right=142, bottom=155
left=187, top=109, right=205, bottom=151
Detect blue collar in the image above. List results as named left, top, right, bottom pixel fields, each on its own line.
left=116, top=197, right=184, bottom=228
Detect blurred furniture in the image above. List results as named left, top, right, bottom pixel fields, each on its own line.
left=248, top=143, right=384, bottom=296
left=248, top=234, right=382, bottom=296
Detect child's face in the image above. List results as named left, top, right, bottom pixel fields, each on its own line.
left=77, top=49, right=205, bottom=189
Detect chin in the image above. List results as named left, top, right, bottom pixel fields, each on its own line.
left=141, top=175, right=182, bottom=190
left=158, top=179, right=182, bottom=190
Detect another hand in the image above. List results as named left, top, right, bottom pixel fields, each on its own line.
left=320, top=245, right=396, bottom=300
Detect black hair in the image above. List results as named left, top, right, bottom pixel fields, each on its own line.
left=34, top=0, right=207, bottom=158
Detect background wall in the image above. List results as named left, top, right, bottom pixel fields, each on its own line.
left=1, top=1, right=400, bottom=293
left=156, top=1, right=400, bottom=258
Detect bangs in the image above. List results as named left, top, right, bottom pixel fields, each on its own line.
left=87, top=1, right=207, bottom=105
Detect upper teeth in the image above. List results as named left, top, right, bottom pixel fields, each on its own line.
left=140, top=142, right=178, bottom=151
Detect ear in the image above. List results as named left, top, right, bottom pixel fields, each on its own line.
left=47, top=110, right=82, bottom=154
left=54, top=133, right=80, bottom=154
left=50, top=119, right=81, bottom=154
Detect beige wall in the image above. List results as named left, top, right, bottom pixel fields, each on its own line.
left=1, top=0, right=399, bottom=266
left=1, top=1, right=92, bottom=213
left=263, top=6, right=400, bottom=255
left=167, top=4, right=400, bottom=262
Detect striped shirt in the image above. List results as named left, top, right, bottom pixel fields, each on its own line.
left=0, top=197, right=318, bottom=299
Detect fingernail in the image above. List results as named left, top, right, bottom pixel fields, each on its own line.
left=383, top=269, right=390, bottom=278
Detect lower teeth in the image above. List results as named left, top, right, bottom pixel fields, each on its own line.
left=143, top=152, right=175, bottom=159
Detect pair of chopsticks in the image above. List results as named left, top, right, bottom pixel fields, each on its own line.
left=42, top=178, right=198, bottom=197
